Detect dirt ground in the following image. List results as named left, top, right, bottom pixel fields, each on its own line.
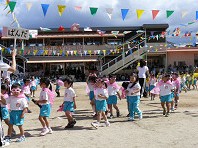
left=4, top=82, right=198, bottom=148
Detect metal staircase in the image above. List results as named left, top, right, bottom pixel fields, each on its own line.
left=100, top=40, right=147, bottom=76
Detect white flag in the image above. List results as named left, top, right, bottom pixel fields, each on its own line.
left=26, top=2, right=32, bottom=11
left=106, top=8, right=113, bottom=19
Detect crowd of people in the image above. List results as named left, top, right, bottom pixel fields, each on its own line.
left=0, top=52, right=198, bottom=147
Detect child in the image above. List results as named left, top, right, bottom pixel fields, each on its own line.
left=145, top=77, right=150, bottom=97
left=126, top=74, right=142, bottom=121
left=62, top=77, right=77, bottom=129
left=156, top=74, right=174, bottom=117
left=86, top=73, right=97, bottom=116
left=34, top=78, right=53, bottom=136
left=30, top=76, right=37, bottom=97
left=55, top=76, right=61, bottom=97
left=5, top=83, right=28, bottom=142
left=180, top=73, right=187, bottom=93
left=91, top=78, right=110, bottom=129
left=121, top=81, right=130, bottom=117
left=171, top=73, right=180, bottom=111
left=22, top=78, right=32, bottom=113
left=192, top=77, right=197, bottom=90
left=149, top=74, right=157, bottom=101
left=106, top=75, right=121, bottom=118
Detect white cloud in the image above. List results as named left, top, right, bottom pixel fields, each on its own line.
left=0, top=0, right=197, bottom=32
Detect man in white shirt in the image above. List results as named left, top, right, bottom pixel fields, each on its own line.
left=0, top=49, right=16, bottom=147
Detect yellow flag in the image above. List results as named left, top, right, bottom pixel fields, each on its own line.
left=59, top=49, right=63, bottom=55
left=58, top=5, right=66, bottom=16
left=136, top=9, right=144, bottom=19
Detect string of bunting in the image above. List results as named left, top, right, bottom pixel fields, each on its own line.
left=3, top=1, right=198, bottom=20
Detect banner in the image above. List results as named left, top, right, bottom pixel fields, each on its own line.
left=3, top=27, right=29, bottom=40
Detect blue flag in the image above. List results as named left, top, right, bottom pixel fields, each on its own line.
left=41, top=4, right=49, bottom=17
left=196, top=11, right=198, bottom=20
left=121, top=9, right=129, bottom=20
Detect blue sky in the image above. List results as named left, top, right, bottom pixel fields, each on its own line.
left=0, top=0, right=198, bottom=36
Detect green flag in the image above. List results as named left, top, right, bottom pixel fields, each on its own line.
left=166, top=10, right=174, bottom=18
left=9, top=1, right=17, bottom=12
left=90, top=7, right=98, bottom=16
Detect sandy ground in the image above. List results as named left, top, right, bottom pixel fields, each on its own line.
left=3, top=82, right=198, bottom=148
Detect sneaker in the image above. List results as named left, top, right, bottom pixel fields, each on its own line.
left=70, top=119, right=77, bottom=128
left=116, top=111, right=120, bottom=117
left=1, top=140, right=10, bottom=147
left=4, top=136, right=11, bottom=143
left=139, top=113, right=143, bottom=120
left=171, top=107, right=175, bottom=112
left=40, top=128, right=49, bottom=136
left=105, top=121, right=110, bottom=127
left=109, top=114, right=114, bottom=119
left=91, top=122, right=100, bottom=129
left=64, top=122, right=75, bottom=129
left=16, top=135, right=25, bottom=142
left=165, top=113, right=169, bottom=117
left=126, top=113, right=130, bottom=117
left=48, top=127, right=53, bottom=134
left=128, top=117, right=134, bottom=121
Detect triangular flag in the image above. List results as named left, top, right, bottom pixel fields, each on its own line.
left=90, top=7, right=98, bottom=16
left=106, top=8, right=113, bottom=19
left=121, top=9, right=129, bottom=20
left=166, top=10, right=174, bottom=18
left=74, top=6, right=82, bottom=11
left=58, top=5, right=66, bottom=16
left=8, top=1, right=16, bottom=13
left=136, top=9, right=145, bottom=19
left=196, top=11, right=198, bottom=20
left=181, top=11, right=188, bottom=18
left=26, top=2, right=32, bottom=11
left=41, top=4, right=50, bottom=17
left=152, top=10, right=159, bottom=20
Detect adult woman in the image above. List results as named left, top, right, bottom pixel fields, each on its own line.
left=137, top=59, right=149, bottom=98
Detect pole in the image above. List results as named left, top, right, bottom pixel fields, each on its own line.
left=145, top=29, right=147, bottom=65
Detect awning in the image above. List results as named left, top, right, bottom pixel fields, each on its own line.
left=27, top=59, right=98, bottom=63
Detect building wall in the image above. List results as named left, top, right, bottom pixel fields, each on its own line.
left=167, top=51, right=197, bottom=66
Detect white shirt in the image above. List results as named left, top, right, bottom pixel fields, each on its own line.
left=150, top=78, right=156, bottom=86
left=0, top=61, right=10, bottom=71
left=107, top=85, right=119, bottom=96
left=159, top=83, right=174, bottom=96
left=6, top=96, right=28, bottom=111
left=30, top=80, right=36, bottom=87
left=39, top=90, right=49, bottom=105
left=23, top=85, right=31, bottom=95
left=127, top=83, right=141, bottom=96
left=64, top=87, right=76, bottom=102
left=138, top=66, right=149, bottom=78
left=87, top=83, right=95, bottom=91
left=94, top=87, right=108, bottom=101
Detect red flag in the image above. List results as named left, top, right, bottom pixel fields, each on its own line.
left=152, top=10, right=159, bottom=20
left=58, top=26, right=65, bottom=31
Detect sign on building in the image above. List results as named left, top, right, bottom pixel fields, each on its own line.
left=2, top=27, right=29, bottom=40
left=29, top=30, right=38, bottom=38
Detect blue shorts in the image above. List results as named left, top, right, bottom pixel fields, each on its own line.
left=89, top=91, right=94, bottom=101
left=145, top=86, right=149, bottom=92
left=56, top=85, right=60, bottom=90
left=128, top=96, right=140, bottom=104
left=107, top=95, right=118, bottom=105
left=31, top=86, right=36, bottom=91
left=194, top=80, right=197, bottom=85
left=160, top=94, right=172, bottom=103
left=1, top=107, right=9, bottom=120
left=126, top=96, right=130, bottom=102
left=96, top=100, right=107, bottom=112
left=40, top=104, right=51, bottom=117
left=10, top=110, right=24, bottom=126
left=63, top=101, right=74, bottom=112
left=149, top=85, right=155, bottom=91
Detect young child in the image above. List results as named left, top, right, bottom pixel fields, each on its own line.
left=55, top=76, right=61, bottom=97
left=149, top=74, right=157, bottom=101
left=86, top=73, right=97, bottom=116
left=192, top=77, right=197, bottom=90
left=171, top=73, right=180, bottom=111
left=180, top=73, right=187, bottom=93
left=34, top=78, right=53, bottom=136
left=30, top=76, right=37, bottom=97
left=126, top=74, right=142, bottom=121
left=145, top=77, right=150, bottom=97
left=156, top=74, right=174, bottom=117
left=62, top=77, right=77, bottom=129
left=0, top=84, right=11, bottom=129
left=22, top=78, right=32, bottom=113
left=106, top=75, right=121, bottom=118
left=5, top=83, right=28, bottom=142
left=91, top=78, right=110, bottom=129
